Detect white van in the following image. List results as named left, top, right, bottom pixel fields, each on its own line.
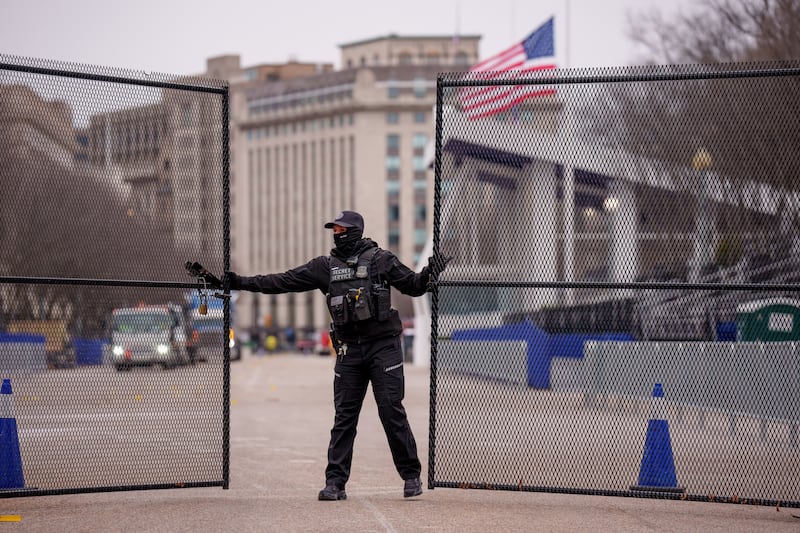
left=111, top=304, right=190, bottom=370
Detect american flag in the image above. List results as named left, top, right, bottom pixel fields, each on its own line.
left=460, top=17, right=556, bottom=120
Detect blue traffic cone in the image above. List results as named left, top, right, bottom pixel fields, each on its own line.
left=0, top=379, right=25, bottom=489
left=630, top=383, right=684, bottom=493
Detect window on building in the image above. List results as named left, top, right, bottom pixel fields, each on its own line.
left=398, top=52, right=413, bottom=65
left=414, top=204, right=426, bottom=223
left=181, top=103, right=193, bottom=127
left=413, top=155, right=427, bottom=172
left=387, top=112, right=399, bottom=124
left=385, top=155, right=400, bottom=171
left=455, top=51, right=470, bottom=65
left=388, top=79, right=399, bottom=99
left=386, top=134, right=400, bottom=155
left=388, top=228, right=400, bottom=247
left=388, top=204, right=400, bottom=222
left=412, top=133, right=428, bottom=150
left=414, top=111, right=426, bottom=124
left=413, top=78, right=426, bottom=98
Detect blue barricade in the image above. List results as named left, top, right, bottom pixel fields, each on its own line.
left=73, top=338, right=105, bottom=366
left=451, top=321, right=634, bottom=389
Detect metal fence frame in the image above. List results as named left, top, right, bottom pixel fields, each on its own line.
left=0, top=58, right=231, bottom=497
left=428, top=64, right=800, bottom=507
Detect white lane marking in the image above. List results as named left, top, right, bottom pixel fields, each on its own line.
left=359, top=498, right=398, bottom=533
left=245, top=360, right=264, bottom=389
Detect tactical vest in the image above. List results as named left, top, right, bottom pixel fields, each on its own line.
left=326, top=248, right=392, bottom=328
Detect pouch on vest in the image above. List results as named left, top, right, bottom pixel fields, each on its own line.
left=328, top=294, right=349, bottom=326
left=372, top=284, right=391, bottom=321
left=348, top=287, right=374, bottom=321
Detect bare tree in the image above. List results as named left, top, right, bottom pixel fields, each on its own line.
left=569, top=0, right=800, bottom=286
left=0, top=142, right=180, bottom=336
left=627, top=0, right=800, bottom=63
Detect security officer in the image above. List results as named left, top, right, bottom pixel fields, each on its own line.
left=223, top=210, right=449, bottom=501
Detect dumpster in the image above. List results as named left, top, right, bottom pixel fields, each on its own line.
left=736, top=297, right=800, bottom=341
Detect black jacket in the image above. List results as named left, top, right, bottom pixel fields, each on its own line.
left=228, top=239, right=431, bottom=342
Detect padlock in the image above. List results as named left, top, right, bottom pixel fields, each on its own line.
left=199, top=292, right=208, bottom=315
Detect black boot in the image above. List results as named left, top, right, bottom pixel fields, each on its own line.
left=403, top=477, right=422, bottom=498
left=318, top=483, right=347, bottom=501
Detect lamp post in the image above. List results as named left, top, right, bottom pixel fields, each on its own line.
left=692, top=147, right=713, bottom=173
left=690, top=147, right=715, bottom=282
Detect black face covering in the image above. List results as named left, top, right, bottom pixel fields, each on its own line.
left=334, top=228, right=362, bottom=256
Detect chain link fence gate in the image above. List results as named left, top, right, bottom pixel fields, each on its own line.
left=0, top=55, right=230, bottom=497
left=428, top=62, right=800, bottom=507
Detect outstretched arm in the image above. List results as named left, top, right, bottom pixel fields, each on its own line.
left=381, top=251, right=451, bottom=297
left=227, top=256, right=329, bottom=294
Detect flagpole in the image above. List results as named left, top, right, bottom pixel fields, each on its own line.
left=564, top=0, right=571, bottom=68
left=562, top=0, right=575, bottom=304
left=451, top=0, right=461, bottom=58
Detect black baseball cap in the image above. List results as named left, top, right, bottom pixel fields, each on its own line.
left=324, top=210, right=364, bottom=230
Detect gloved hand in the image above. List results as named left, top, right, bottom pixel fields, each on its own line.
left=427, top=255, right=453, bottom=278
left=186, top=261, right=223, bottom=289
left=223, top=270, right=237, bottom=291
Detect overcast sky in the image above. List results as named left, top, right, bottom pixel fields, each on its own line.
left=0, top=0, right=693, bottom=76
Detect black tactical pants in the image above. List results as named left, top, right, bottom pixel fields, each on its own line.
left=325, top=335, right=421, bottom=488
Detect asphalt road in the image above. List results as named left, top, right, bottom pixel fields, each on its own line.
left=2, top=351, right=799, bottom=532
